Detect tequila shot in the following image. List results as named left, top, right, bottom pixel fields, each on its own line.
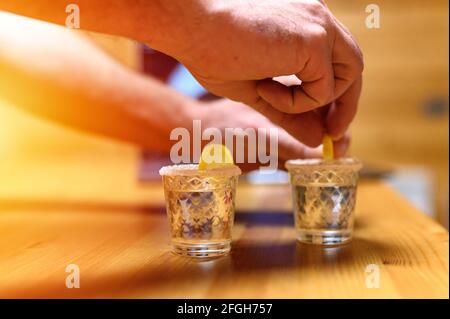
left=159, top=164, right=241, bottom=257
left=286, top=158, right=362, bottom=245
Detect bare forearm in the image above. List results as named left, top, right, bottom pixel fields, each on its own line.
left=0, top=12, right=198, bottom=152
left=0, top=0, right=207, bottom=55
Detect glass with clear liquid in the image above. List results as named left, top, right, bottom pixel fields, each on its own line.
left=286, top=158, right=362, bottom=245
left=160, top=164, right=241, bottom=257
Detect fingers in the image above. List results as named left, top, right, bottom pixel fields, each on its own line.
left=252, top=98, right=325, bottom=147
left=332, top=26, right=364, bottom=100
left=192, top=72, right=262, bottom=106
left=253, top=75, right=301, bottom=111
left=302, top=146, right=322, bottom=159
left=294, top=33, right=335, bottom=108
left=256, top=79, right=296, bottom=112
left=256, top=33, right=335, bottom=114
left=256, top=25, right=362, bottom=128
left=333, top=132, right=351, bottom=158
left=326, top=22, right=363, bottom=140
left=278, top=130, right=350, bottom=173
left=277, top=128, right=322, bottom=160
left=326, top=75, right=362, bottom=139
left=277, top=128, right=322, bottom=171
left=192, top=75, right=325, bottom=147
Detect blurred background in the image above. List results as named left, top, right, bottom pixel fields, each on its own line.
left=0, top=0, right=448, bottom=227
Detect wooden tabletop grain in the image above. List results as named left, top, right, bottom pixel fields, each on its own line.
left=0, top=178, right=448, bottom=298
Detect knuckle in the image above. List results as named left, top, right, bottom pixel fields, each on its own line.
left=317, top=92, right=333, bottom=106
left=311, top=25, right=328, bottom=43
left=309, top=0, right=326, bottom=13
left=356, top=51, right=365, bottom=73
left=345, top=50, right=364, bottom=79
left=351, top=55, right=364, bottom=78
left=310, top=1, right=322, bottom=11
left=315, top=83, right=335, bottom=106
left=352, top=45, right=364, bottom=74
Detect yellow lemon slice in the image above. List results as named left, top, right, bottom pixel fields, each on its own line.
left=322, top=134, right=334, bottom=161
left=199, top=144, right=234, bottom=170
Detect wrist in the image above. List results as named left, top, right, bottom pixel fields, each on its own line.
left=138, top=0, right=213, bottom=57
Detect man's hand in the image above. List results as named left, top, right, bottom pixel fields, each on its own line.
left=0, top=0, right=362, bottom=148
left=198, top=99, right=351, bottom=172
left=159, top=0, right=363, bottom=146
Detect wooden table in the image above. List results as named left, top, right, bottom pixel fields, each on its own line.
left=0, top=100, right=448, bottom=299
left=0, top=177, right=448, bottom=298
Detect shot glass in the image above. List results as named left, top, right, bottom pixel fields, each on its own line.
left=285, top=158, right=363, bottom=245
left=159, top=164, right=241, bottom=258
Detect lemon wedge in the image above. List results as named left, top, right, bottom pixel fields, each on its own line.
left=199, top=144, right=234, bottom=170
left=322, top=134, right=334, bottom=161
